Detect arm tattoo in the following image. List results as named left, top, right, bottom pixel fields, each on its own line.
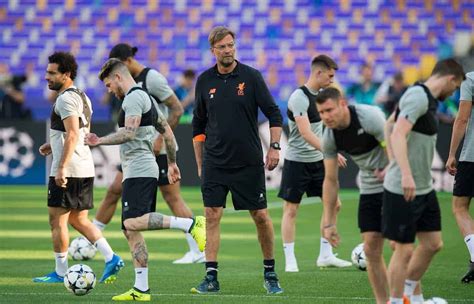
left=148, top=212, right=165, bottom=230
left=154, top=112, right=167, bottom=134
left=163, top=95, right=182, bottom=129
left=99, top=127, right=136, bottom=145
left=164, top=135, right=177, bottom=164
left=100, top=116, right=140, bottom=145
left=132, top=240, right=148, bottom=267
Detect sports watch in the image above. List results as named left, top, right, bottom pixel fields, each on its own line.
left=270, top=142, right=281, bottom=150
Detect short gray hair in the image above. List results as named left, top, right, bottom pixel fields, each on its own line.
left=208, top=26, right=236, bottom=47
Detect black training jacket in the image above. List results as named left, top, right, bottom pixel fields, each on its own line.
left=192, top=61, right=282, bottom=168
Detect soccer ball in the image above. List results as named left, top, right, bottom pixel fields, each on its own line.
left=351, top=243, right=367, bottom=271
left=63, top=264, right=96, bottom=296
left=68, top=236, right=97, bottom=260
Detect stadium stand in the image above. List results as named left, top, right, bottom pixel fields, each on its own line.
left=1, top=0, right=472, bottom=120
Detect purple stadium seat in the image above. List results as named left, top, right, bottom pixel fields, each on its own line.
left=1, top=0, right=469, bottom=120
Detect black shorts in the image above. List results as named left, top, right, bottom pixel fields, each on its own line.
left=117, top=155, right=171, bottom=186
left=122, top=177, right=158, bottom=229
left=358, top=192, right=383, bottom=233
left=453, top=161, right=474, bottom=197
left=382, top=189, right=441, bottom=243
left=201, top=165, right=267, bottom=210
left=277, top=159, right=324, bottom=203
left=47, top=177, right=94, bottom=210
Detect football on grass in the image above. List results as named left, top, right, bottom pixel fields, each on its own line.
left=63, top=264, right=96, bottom=296
left=68, top=236, right=97, bottom=260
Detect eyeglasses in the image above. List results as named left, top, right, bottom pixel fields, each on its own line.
left=213, top=42, right=235, bottom=51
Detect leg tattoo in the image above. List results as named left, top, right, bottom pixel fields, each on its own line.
left=132, top=241, right=148, bottom=267
left=148, top=213, right=165, bottom=230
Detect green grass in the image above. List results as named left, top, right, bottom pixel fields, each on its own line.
left=0, top=186, right=473, bottom=303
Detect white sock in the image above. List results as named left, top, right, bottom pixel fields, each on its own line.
left=403, top=279, right=418, bottom=296
left=185, top=233, right=200, bottom=253
left=283, top=242, right=296, bottom=262
left=54, top=252, right=68, bottom=277
left=94, top=237, right=114, bottom=262
left=169, top=216, right=193, bottom=232
left=134, top=267, right=149, bottom=292
left=464, top=234, right=474, bottom=262
left=319, top=238, right=333, bottom=258
left=93, top=219, right=106, bottom=231
left=389, top=297, right=403, bottom=304
left=411, top=294, right=424, bottom=303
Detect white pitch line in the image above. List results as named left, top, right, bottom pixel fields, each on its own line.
left=0, top=292, right=472, bottom=302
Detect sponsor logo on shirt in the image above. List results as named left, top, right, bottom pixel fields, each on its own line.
left=237, top=82, right=245, bottom=96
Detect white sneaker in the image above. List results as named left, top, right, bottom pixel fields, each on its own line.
left=172, top=251, right=205, bottom=264
left=285, top=261, right=299, bottom=272
left=316, top=254, right=352, bottom=267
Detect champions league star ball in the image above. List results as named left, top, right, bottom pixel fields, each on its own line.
left=63, top=264, right=96, bottom=296
left=68, top=236, right=97, bottom=260
left=351, top=243, right=367, bottom=271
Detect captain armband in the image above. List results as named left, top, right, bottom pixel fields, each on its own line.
left=193, top=134, right=206, bottom=142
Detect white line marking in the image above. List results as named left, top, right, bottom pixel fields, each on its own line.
left=0, top=291, right=472, bottom=302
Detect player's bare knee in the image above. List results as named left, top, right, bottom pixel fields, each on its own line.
left=67, top=215, right=80, bottom=229
left=452, top=201, right=467, bottom=217
left=123, top=219, right=138, bottom=231
left=205, top=208, right=221, bottom=222
left=364, top=246, right=383, bottom=262
left=48, top=214, right=60, bottom=228
left=364, top=242, right=383, bottom=260
left=162, top=191, right=181, bottom=205
left=283, top=204, right=298, bottom=219
left=122, top=229, right=132, bottom=240
left=251, top=210, right=271, bottom=226
left=394, top=243, right=414, bottom=260
left=423, top=239, right=443, bottom=254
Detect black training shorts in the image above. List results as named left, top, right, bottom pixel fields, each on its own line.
left=278, top=159, right=324, bottom=203
left=201, top=165, right=267, bottom=210
left=121, top=177, right=158, bottom=229
left=48, top=177, right=94, bottom=210
left=358, top=192, right=383, bottom=233
left=382, top=189, right=441, bottom=243
left=453, top=161, right=474, bottom=197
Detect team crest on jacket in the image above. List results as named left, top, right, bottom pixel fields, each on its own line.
left=237, top=82, right=245, bottom=96
left=209, top=88, right=216, bottom=99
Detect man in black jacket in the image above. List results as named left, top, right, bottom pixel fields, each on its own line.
left=191, top=26, right=283, bottom=295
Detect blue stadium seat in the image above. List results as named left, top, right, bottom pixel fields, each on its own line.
left=1, top=0, right=469, bottom=120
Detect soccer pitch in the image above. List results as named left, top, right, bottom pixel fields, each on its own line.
left=0, top=186, right=473, bottom=303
